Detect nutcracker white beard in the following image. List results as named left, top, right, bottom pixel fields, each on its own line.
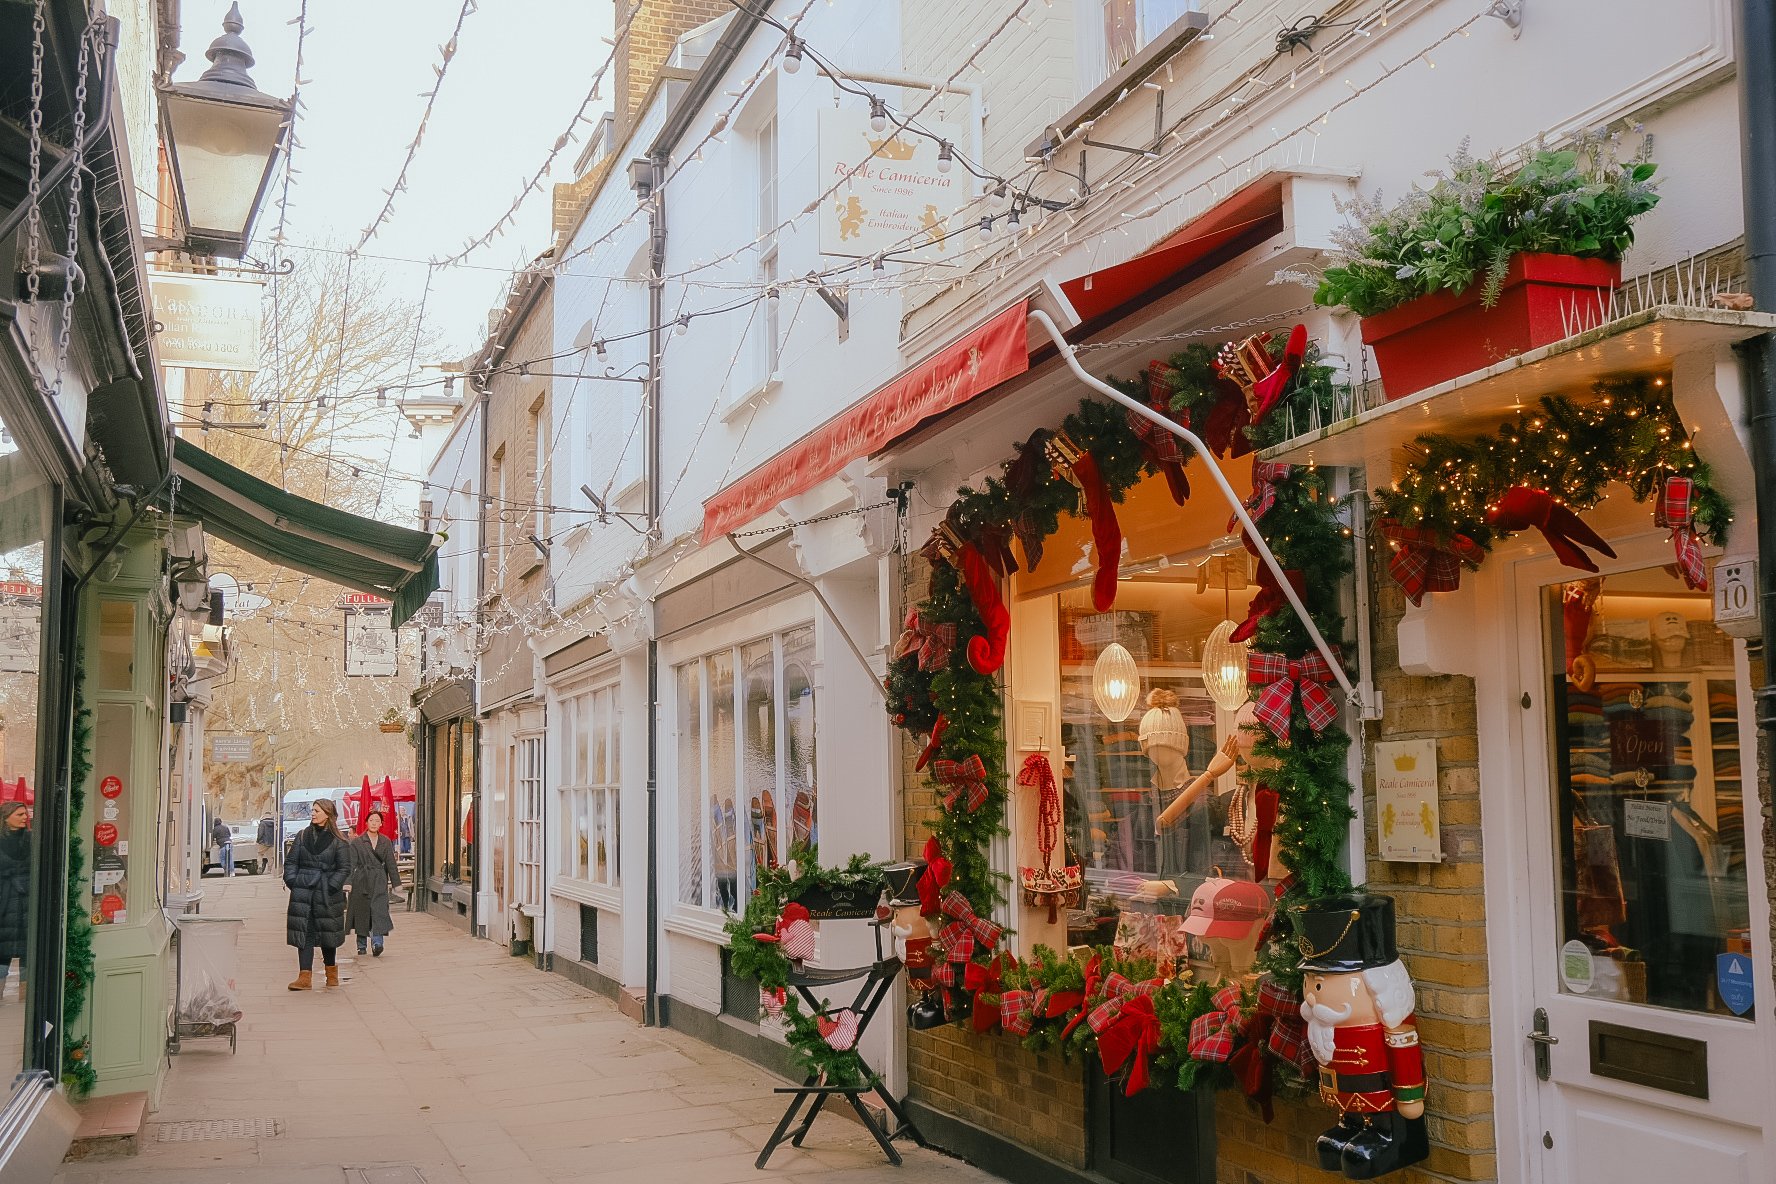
left=1302, top=1000, right=1352, bottom=1065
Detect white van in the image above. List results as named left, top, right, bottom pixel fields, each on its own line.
left=279, top=786, right=355, bottom=850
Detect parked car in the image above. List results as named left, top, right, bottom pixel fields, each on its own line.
left=203, top=819, right=264, bottom=876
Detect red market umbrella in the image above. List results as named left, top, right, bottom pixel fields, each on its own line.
left=389, top=778, right=416, bottom=802
left=0, top=777, right=30, bottom=804
left=348, top=776, right=374, bottom=834
left=373, top=776, right=398, bottom=837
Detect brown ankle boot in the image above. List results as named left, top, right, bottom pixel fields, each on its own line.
left=288, top=971, right=312, bottom=991
left=324, top=965, right=340, bottom=988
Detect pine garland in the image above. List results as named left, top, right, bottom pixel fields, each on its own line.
left=63, top=654, right=96, bottom=1096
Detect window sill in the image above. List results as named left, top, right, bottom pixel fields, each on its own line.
left=721, top=373, right=780, bottom=424
left=664, top=908, right=733, bottom=946
left=551, top=877, right=621, bottom=910
left=1028, top=10, right=1211, bottom=159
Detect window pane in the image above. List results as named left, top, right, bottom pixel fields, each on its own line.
left=709, top=650, right=739, bottom=910
left=676, top=662, right=704, bottom=906
left=560, top=695, right=577, bottom=784
left=576, top=694, right=591, bottom=784
left=591, top=787, right=607, bottom=883
left=782, top=626, right=817, bottom=854
left=608, top=688, right=621, bottom=785
left=593, top=688, right=610, bottom=787
left=741, top=639, right=778, bottom=886
left=611, top=792, right=621, bottom=885
left=97, top=599, right=134, bottom=691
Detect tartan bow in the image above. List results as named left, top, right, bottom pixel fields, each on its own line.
left=1233, top=461, right=1293, bottom=530
left=1378, top=518, right=1486, bottom=606
left=1256, top=977, right=1315, bottom=1075
left=1000, top=987, right=1034, bottom=1036
left=1094, top=981, right=1164, bottom=1096
left=1085, top=973, right=1160, bottom=1036
left=938, top=891, right=1002, bottom=965
left=966, top=952, right=1015, bottom=1033
left=1187, top=984, right=1246, bottom=1063
left=1656, top=476, right=1708, bottom=590
left=1248, top=650, right=1340, bottom=738
left=1186, top=982, right=1295, bottom=1122
left=894, top=609, right=955, bottom=672
left=1130, top=364, right=1191, bottom=506
left=932, top=754, right=989, bottom=813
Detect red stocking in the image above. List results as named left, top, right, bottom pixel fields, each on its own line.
left=1071, top=452, right=1123, bottom=612
left=956, top=543, right=1011, bottom=675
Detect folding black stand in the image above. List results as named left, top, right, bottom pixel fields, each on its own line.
left=755, top=930, right=926, bottom=1168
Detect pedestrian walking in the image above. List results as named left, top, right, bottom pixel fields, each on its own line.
left=0, top=802, right=29, bottom=1005
left=346, top=809, right=401, bottom=958
left=256, top=813, right=276, bottom=873
left=283, top=798, right=348, bottom=990
left=210, top=815, right=234, bottom=877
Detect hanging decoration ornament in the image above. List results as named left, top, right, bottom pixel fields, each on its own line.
left=1133, top=361, right=1192, bottom=505
left=1091, top=630, right=1141, bottom=722
left=1202, top=620, right=1250, bottom=711
left=1017, top=754, right=1081, bottom=922
left=1655, top=475, right=1707, bottom=590
left=1045, top=431, right=1123, bottom=612
left=1376, top=519, right=1486, bottom=606
left=949, top=531, right=1012, bottom=675
left=1241, top=461, right=1293, bottom=526
left=1485, top=485, right=1617, bottom=573
left=894, top=609, right=955, bottom=671
left=1248, top=650, right=1341, bottom=739
left=1215, top=325, right=1309, bottom=426
left=915, top=714, right=947, bottom=772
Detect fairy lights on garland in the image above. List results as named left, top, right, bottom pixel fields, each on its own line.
left=1371, top=376, right=1730, bottom=602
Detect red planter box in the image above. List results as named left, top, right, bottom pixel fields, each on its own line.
left=1362, top=253, right=1622, bottom=400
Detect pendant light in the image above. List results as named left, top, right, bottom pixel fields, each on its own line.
left=1202, top=559, right=1249, bottom=711
left=1092, top=610, right=1140, bottom=722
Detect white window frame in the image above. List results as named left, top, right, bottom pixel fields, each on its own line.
left=752, top=113, right=781, bottom=394
left=514, top=733, right=545, bottom=914
left=531, top=396, right=548, bottom=545
left=1078, top=0, right=1199, bottom=96
left=670, top=621, right=817, bottom=916
left=556, top=679, right=621, bottom=893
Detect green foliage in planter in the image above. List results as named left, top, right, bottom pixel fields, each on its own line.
left=1311, top=133, right=1660, bottom=317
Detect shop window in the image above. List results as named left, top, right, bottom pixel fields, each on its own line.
left=1547, top=566, right=1753, bottom=1017
left=1083, top=0, right=1198, bottom=94
left=97, top=598, right=135, bottom=691
left=675, top=625, right=817, bottom=914
left=559, top=682, right=620, bottom=888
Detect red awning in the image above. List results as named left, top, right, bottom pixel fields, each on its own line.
left=1060, top=180, right=1286, bottom=322
left=700, top=299, right=1032, bottom=543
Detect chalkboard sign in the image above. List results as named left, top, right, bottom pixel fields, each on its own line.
left=794, top=881, right=883, bottom=920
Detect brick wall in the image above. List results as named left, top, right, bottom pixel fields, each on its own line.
left=614, top=0, right=730, bottom=139
left=907, top=1024, right=1089, bottom=1169
left=1212, top=545, right=1498, bottom=1184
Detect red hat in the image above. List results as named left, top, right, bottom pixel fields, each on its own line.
left=1181, top=876, right=1271, bottom=939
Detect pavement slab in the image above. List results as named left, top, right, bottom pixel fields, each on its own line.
left=53, top=875, right=1005, bottom=1184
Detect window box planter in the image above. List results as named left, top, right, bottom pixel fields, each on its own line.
left=1363, top=253, right=1622, bottom=400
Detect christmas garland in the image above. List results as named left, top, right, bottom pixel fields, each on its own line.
left=64, top=654, right=96, bottom=1096
left=1371, top=376, right=1730, bottom=602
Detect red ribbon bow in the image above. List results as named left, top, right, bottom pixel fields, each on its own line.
left=966, top=952, right=1015, bottom=1033
left=915, top=714, right=948, bottom=773
left=1248, top=650, right=1340, bottom=738
left=917, top=836, right=952, bottom=917
left=1377, top=518, right=1487, bottom=606
left=1232, top=564, right=1305, bottom=644
left=1093, top=978, right=1164, bottom=1096
left=1232, top=461, right=1293, bottom=531
left=1187, top=984, right=1246, bottom=1063
left=933, top=755, right=989, bottom=814
left=1656, top=476, right=1708, bottom=590
left=1000, top=987, right=1034, bottom=1036
left=1486, top=485, right=1617, bottom=573
left=894, top=609, right=955, bottom=672
left=938, top=891, right=1002, bottom=965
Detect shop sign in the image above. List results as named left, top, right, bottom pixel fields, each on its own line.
left=1609, top=717, right=1672, bottom=769
left=94, top=822, right=117, bottom=847
left=1623, top=799, right=1670, bottom=841
left=99, top=775, right=124, bottom=799
left=1713, top=558, right=1759, bottom=637
left=701, top=299, right=1031, bottom=542
left=1374, top=738, right=1441, bottom=863
left=97, top=893, right=125, bottom=923
left=149, top=272, right=264, bottom=372
left=211, top=736, right=255, bottom=763
left=343, top=603, right=397, bottom=677
left=817, top=108, right=970, bottom=259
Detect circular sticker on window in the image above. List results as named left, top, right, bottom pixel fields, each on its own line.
left=99, top=775, right=124, bottom=799
left=98, top=893, right=125, bottom=922
left=1560, top=939, right=1594, bottom=994
left=94, top=822, right=117, bottom=847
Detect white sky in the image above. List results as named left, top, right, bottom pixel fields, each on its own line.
left=173, top=0, right=615, bottom=498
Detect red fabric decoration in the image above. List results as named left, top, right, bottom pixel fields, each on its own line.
left=938, top=891, right=1002, bottom=965
left=817, top=1009, right=860, bottom=1050
left=917, top=836, right=952, bottom=917
left=933, top=755, right=989, bottom=813
left=1655, top=476, right=1708, bottom=590
left=915, top=714, right=947, bottom=772
left=965, top=953, right=1013, bottom=1034
left=1248, top=324, right=1308, bottom=425
left=1251, top=786, right=1278, bottom=883
left=894, top=609, right=955, bottom=671
left=1247, top=651, right=1341, bottom=738
left=1378, top=518, right=1486, bottom=605
left=1187, top=984, right=1246, bottom=1062
left=1000, top=988, right=1034, bottom=1036
left=1232, top=564, right=1306, bottom=644
left=953, top=541, right=1011, bottom=675
left=1233, top=461, right=1292, bottom=530
left=755, top=901, right=816, bottom=962
left=1095, top=989, right=1163, bottom=1096
left=1131, top=363, right=1191, bottom=505
left=1486, top=485, right=1617, bottom=572
left=1072, top=451, right=1123, bottom=612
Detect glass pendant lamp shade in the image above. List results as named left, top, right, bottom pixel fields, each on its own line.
left=1092, top=641, right=1140, bottom=722
left=1202, top=619, right=1249, bottom=711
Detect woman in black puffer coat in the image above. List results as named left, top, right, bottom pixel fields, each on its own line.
left=0, top=802, right=30, bottom=1001
left=283, top=798, right=349, bottom=990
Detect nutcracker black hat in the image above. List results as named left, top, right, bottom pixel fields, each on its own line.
left=879, top=860, right=927, bottom=907
left=1293, top=892, right=1397, bottom=974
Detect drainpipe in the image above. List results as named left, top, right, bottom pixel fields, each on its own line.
left=473, top=381, right=490, bottom=929
left=641, top=157, right=666, bottom=1029
left=1737, top=0, right=1776, bottom=735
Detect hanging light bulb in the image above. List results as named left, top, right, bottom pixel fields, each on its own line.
left=782, top=36, right=804, bottom=74
left=1201, top=619, right=1249, bottom=711
left=936, top=141, right=954, bottom=173
left=978, top=216, right=994, bottom=241
left=868, top=96, right=889, bottom=133
left=988, top=182, right=1008, bottom=209
left=1093, top=637, right=1140, bottom=722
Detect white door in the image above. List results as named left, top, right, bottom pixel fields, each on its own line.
left=1511, top=546, right=1775, bottom=1182
left=514, top=734, right=545, bottom=915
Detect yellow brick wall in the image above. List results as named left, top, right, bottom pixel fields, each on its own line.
left=614, top=0, right=731, bottom=139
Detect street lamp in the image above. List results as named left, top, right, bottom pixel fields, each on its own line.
left=157, top=4, right=291, bottom=258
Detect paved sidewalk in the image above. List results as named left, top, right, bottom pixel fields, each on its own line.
left=56, top=875, right=1001, bottom=1184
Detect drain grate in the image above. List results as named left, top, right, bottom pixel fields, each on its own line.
left=153, top=1117, right=283, bottom=1142
left=345, top=1168, right=428, bottom=1184
left=523, top=978, right=579, bottom=1001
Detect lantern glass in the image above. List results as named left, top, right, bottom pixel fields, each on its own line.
left=1202, top=619, right=1249, bottom=711
left=1092, top=640, right=1140, bottom=722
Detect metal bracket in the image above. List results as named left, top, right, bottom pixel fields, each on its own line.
left=1486, top=0, right=1524, bottom=38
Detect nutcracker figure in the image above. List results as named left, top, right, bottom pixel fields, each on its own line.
left=1295, top=893, right=1429, bottom=1180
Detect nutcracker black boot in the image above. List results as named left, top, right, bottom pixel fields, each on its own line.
left=1339, top=1112, right=1429, bottom=1180
left=1315, top=1113, right=1365, bottom=1172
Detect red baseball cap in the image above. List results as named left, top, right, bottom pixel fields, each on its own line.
left=1181, top=877, right=1271, bottom=938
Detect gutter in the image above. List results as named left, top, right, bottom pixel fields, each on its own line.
left=645, top=7, right=769, bottom=164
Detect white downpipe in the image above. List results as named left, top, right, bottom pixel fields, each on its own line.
left=1025, top=309, right=1361, bottom=708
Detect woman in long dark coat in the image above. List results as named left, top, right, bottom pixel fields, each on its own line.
left=283, top=798, right=349, bottom=990
left=345, top=809, right=401, bottom=957
left=0, top=802, right=30, bottom=1003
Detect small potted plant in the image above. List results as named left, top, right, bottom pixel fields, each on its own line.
left=378, top=708, right=405, bottom=734
left=1311, top=134, right=1659, bottom=399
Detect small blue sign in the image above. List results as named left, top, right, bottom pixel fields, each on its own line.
left=1717, top=952, right=1756, bottom=1016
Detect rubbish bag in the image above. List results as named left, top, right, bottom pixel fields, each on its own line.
left=176, top=917, right=244, bottom=1026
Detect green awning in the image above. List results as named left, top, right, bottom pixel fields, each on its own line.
left=170, top=438, right=439, bottom=626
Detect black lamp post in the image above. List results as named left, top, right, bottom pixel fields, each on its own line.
left=158, top=4, right=291, bottom=258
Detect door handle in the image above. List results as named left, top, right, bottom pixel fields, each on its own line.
left=1529, top=1007, right=1556, bottom=1080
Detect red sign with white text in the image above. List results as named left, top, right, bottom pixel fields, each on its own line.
left=100, top=775, right=124, bottom=799
left=94, top=822, right=117, bottom=847
left=700, top=300, right=1031, bottom=543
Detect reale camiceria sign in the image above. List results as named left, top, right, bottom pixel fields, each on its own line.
left=817, top=107, right=970, bottom=259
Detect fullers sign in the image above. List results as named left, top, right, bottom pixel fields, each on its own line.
left=817, top=107, right=969, bottom=259
left=701, top=301, right=1030, bottom=543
